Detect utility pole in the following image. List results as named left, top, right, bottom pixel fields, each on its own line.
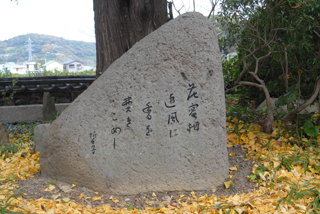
left=26, top=38, right=33, bottom=61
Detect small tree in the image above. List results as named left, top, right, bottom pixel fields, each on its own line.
left=220, top=0, right=320, bottom=132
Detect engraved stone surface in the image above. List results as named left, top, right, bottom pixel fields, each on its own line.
left=41, top=12, right=228, bottom=195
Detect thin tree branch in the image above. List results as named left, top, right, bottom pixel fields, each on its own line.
left=283, top=76, right=320, bottom=128
left=238, top=81, right=263, bottom=88
left=314, top=30, right=320, bottom=38
left=193, top=0, right=195, bottom=12
left=236, top=41, right=273, bottom=83
left=271, top=28, right=294, bottom=31
left=172, top=1, right=184, bottom=15
left=254, top=51, right=272, bottom=75
left=302, top=67, right=320, bottom=72
left=207, top=0, right=218, bottom=18
left=225, top=85, right=241, bottom=93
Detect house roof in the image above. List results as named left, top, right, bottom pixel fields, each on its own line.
left=26, top=61, right=36, bottom=65
left=12, top=65, right=26, bottom=68
left=42, top=60, right=62, bottom=67
left=63, top=60, right=84, bottom=65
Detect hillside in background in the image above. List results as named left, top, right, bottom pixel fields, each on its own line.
left=0, top=34, right=96, bottom=66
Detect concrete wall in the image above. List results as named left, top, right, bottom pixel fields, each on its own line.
left=46, top=61, right=63, bottom=71
left=0, top=103, right=69, bottom=123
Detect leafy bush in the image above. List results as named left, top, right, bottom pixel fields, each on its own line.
left=1, top=78, right=18, bottom=106
left=10, top=69, right=96, bottom=77
left=0, top=122, right=40, bottom=159
left=0, top=189, right=31, bottom=214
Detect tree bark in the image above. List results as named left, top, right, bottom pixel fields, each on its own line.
left=93, top=0, right=168, bottom=78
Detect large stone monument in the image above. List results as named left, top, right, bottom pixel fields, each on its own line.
left=41, top=12, right=228, bottom=195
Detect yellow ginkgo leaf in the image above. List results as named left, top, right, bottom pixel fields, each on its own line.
left=230, top=209, right=236, bottom=214
left=52, top=193, right=61, bottom=200
left=112, top=198, right=119, bottom=203
left=93, top=197, right=101, bottom=201
left=259, top=173, right=266, bottom=181
left=62, top=197, right=70, bottom=202
left=248, top=132, right=256, bottom=140
left=229, top=153, right=235, bottom=157
left=71, top=184, right=76, bottom=188
left=227, top=143, right=234, bottom=148
left=179, top=194, right=185, bottom=198
left=44, top=184, right=55, bottom=192
left=229, top=167, right=238, bottom=171
left=273, top=160, right=281, bottom=168
left=160, top=207, right=167, bottom=212
left=79, top=193, right=85, bottom=200
left=224, top=181, right=231, bottom=189
left=235, top=207, right=243, bottom=214
left=94, top=192, right=99, bottom=195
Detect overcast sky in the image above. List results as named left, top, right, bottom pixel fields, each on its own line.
left=0, top=0, right=215, bottom=43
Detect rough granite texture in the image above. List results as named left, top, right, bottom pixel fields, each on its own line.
left=0, top=123, right=9, bottom=146
left=0, top=104, right=68, bottom=123
left=41, top=12, right=228, bottom=195
left=34, top=124, right=51, bottom=154
left=42, top=92, right=57, bottom=121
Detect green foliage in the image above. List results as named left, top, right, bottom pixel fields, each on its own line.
left=223, top=56, right=241, bottom=91
left=0, top=188, right=31, bottom=214
left=127, top=205, right=133, bottom=210
left=220, top=0, right=320, bottom=106
left=250, top=163, right=269, bottom=183
left=5, top=121, right=40, bottom=142
left=1, top=78, right=18, bottom=106
left=226, top=100, right=260, bottom=124
left=46, top=180, right=55, bottom=188
left=0, top=68, right=12, bottom=77
left=276, top=177, right=320, bottom=210
left=304, top=120, right=319, bottom=138
left=0, top=122, right=38, bottom=159
left=0, top=143, right=22, bottom=160
left=275, top=85, right=299, bottom=107
left=5, top=69, right=95, bottom=77
left=288, top=112, right=319, bottom=140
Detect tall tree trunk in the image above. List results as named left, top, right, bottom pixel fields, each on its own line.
left=93, top=0, right=168, bottom=78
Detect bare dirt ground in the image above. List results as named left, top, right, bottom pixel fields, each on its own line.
left=13, top=144, right=256, bottom=209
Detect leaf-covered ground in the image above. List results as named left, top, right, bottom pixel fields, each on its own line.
left=1, top=112, right=320, bottom=213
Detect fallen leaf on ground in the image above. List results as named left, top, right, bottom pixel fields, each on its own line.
left=224, top=181, right=231, bottom=189
left=229, top=166, right=238, bottom=171
left=44, top=184, right=55, bottom=192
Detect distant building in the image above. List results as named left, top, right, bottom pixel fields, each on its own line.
left=26, top=61, right=36, bottom=72
left=42, top=60, right=63, bottom=71
left=63, top=60, right=84, bottom=72
left=10, top=64, right=27, bottom=74
left=0, top=62, right=15, bottom=72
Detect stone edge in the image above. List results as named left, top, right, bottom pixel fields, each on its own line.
left=0, top=104, right=69, bottom=123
